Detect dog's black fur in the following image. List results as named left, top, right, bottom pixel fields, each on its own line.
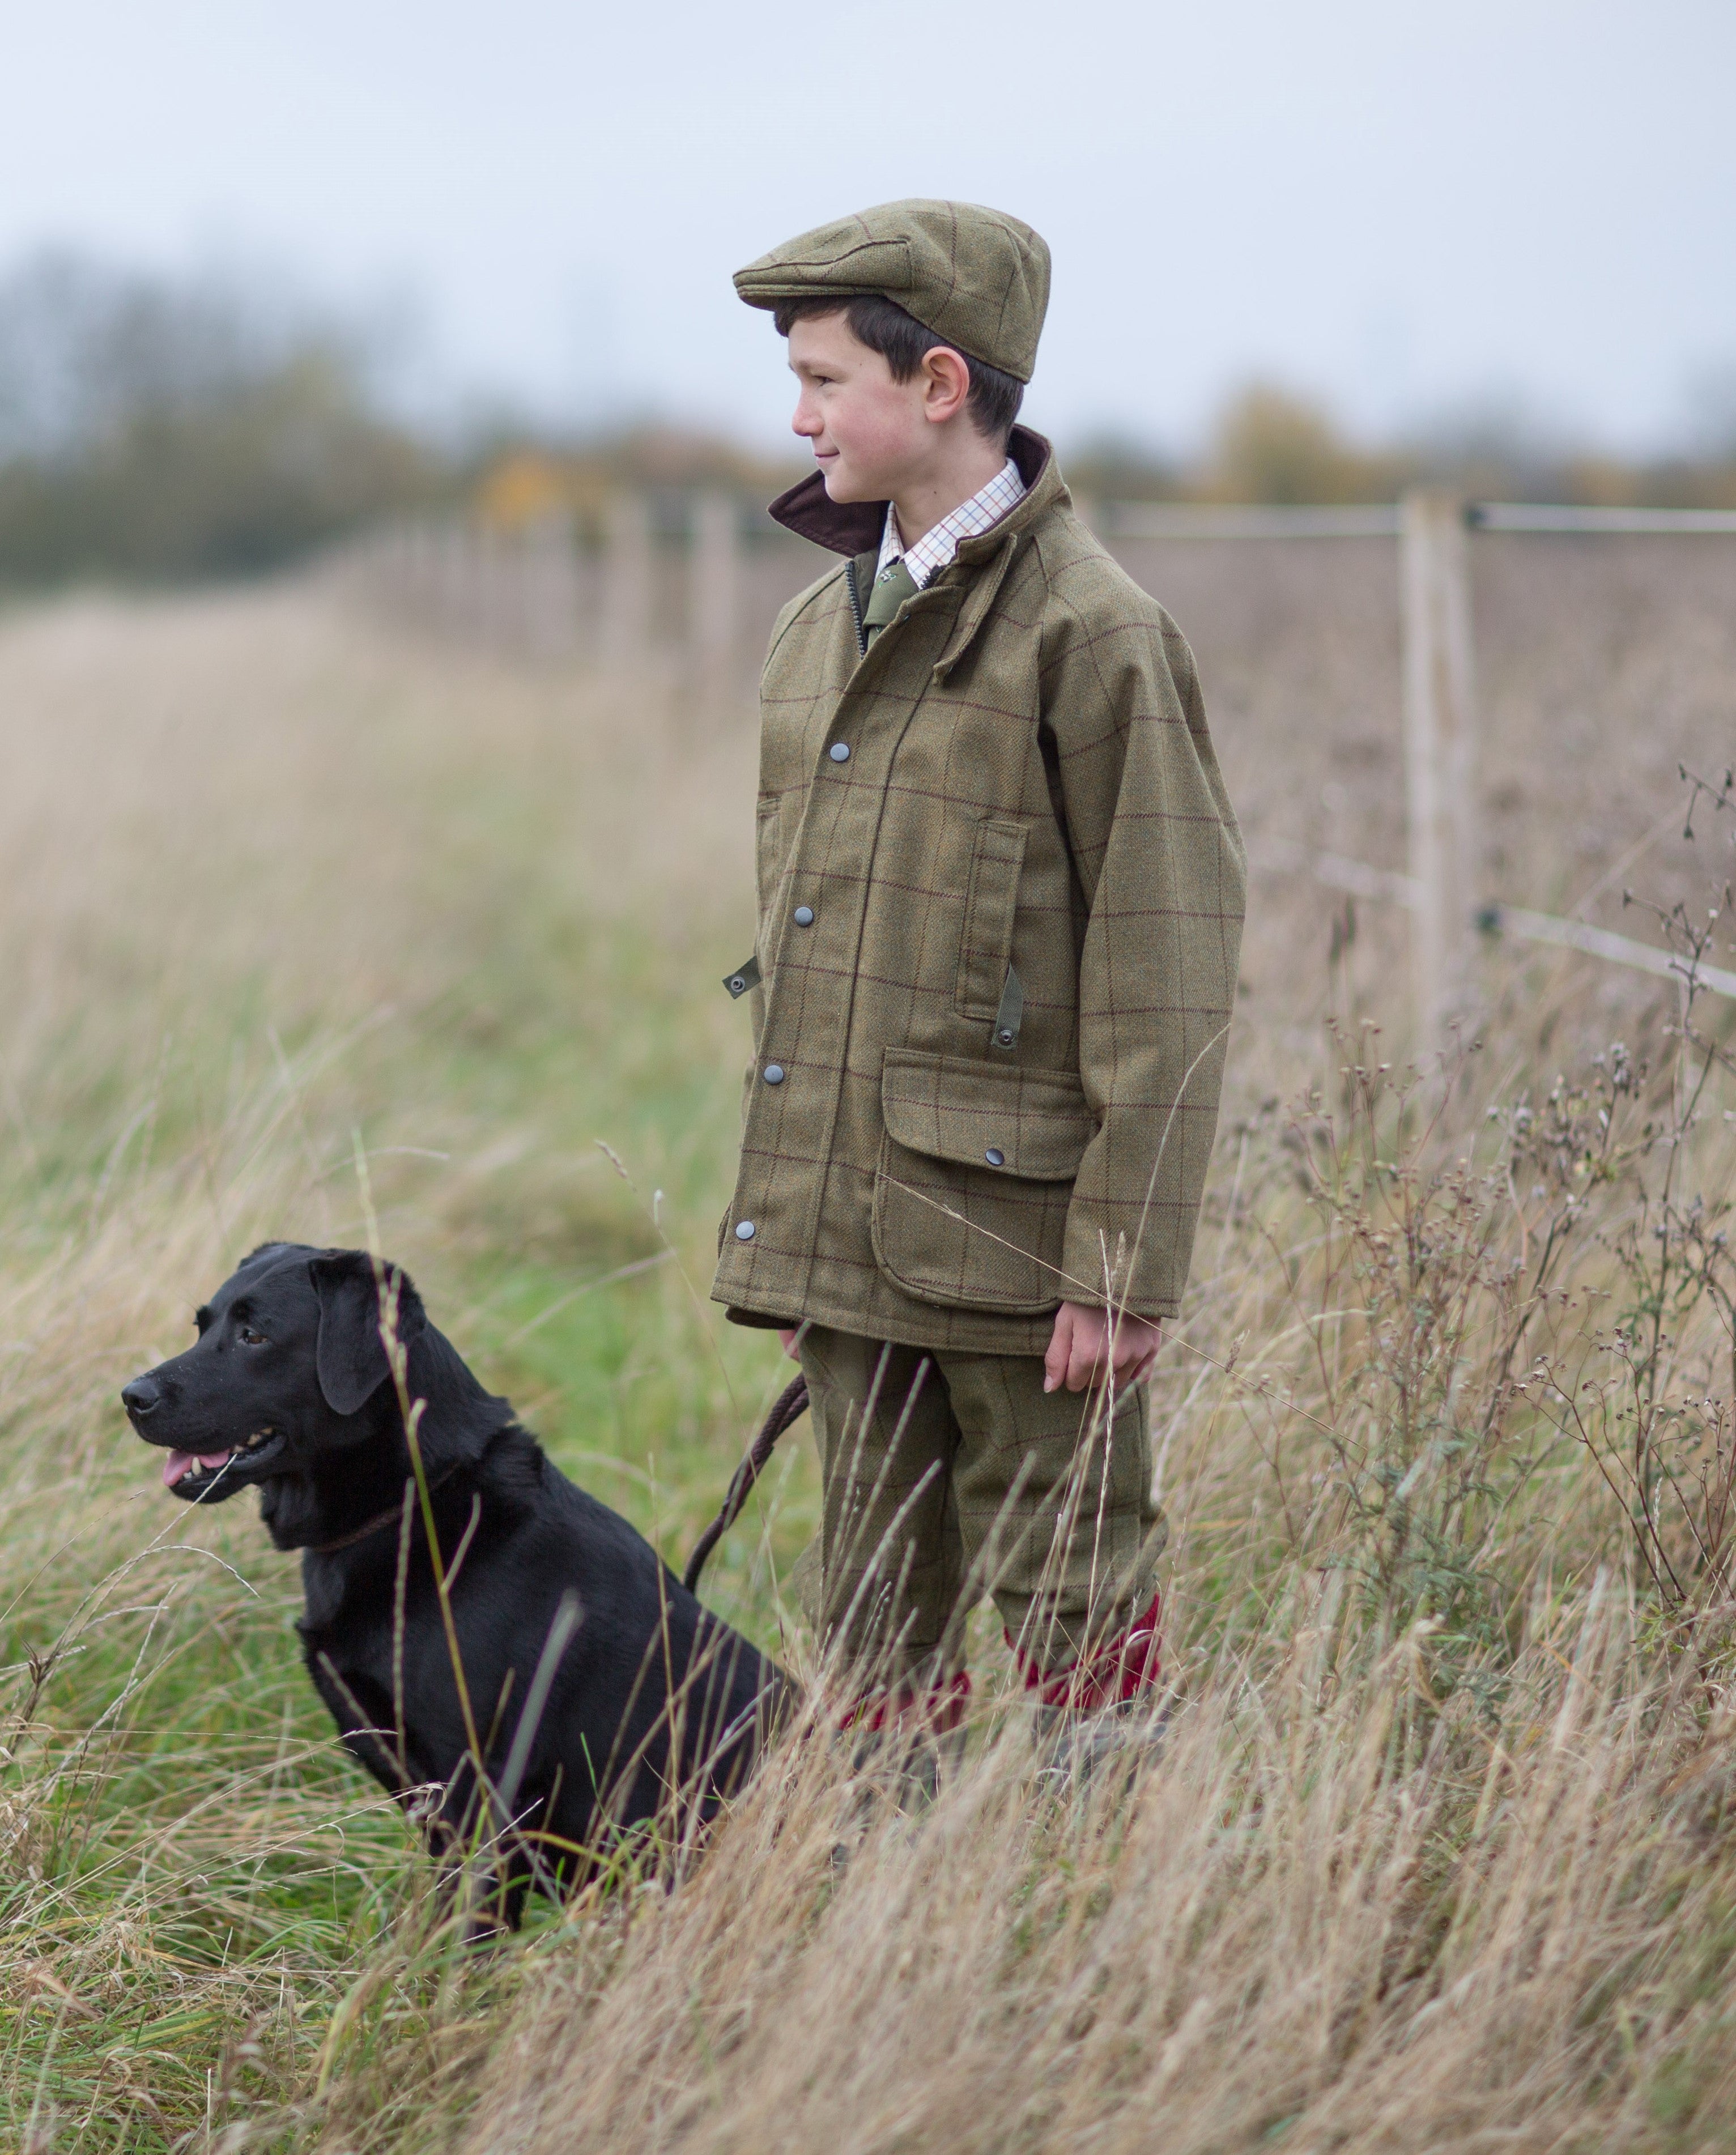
left=122, top=1243, right=783, bottom=1924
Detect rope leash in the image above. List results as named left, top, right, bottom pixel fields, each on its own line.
left=308, top=1385, right=809, bottom=1585
left=683, top=1373, right=810, bottom=1594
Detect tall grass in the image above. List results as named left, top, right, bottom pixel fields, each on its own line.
left=437, top=935, right=1736, bottom=2154
left=3, top=577, right=1735, bottom=2150
left=0, top=586, right=808, bottom=2149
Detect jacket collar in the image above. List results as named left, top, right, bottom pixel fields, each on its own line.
left=766, top=425, right=1061, bottom=556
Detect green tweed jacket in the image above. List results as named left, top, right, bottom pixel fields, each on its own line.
left=712, top=429, right=1245, bottom=1355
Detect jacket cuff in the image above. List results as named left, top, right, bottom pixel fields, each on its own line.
left=1060, top=1297, right=1177, bottom=1323
left=1060, top=1218, right=1177, bottom=1322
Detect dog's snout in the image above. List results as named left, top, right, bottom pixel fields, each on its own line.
left=122, top=1374, right=163, bottom=1419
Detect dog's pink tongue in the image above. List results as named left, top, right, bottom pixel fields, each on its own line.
left=163, top=1450, right=230, bottom=1488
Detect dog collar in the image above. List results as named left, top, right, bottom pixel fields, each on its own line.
left=308, top=1466, right=461, bottom=1555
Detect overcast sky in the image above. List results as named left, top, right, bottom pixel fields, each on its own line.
left=2, top=0, right=1732, bottom=453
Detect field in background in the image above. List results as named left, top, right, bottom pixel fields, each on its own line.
left=3, top=536, right=1736, bottom=2151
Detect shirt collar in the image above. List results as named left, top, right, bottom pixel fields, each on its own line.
left=876, top=456, right=1027, bottom=591
left=763, top=425, right=1053, bottom=557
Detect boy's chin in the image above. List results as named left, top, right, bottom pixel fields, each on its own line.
left=819, top=461, right=880, bottom=504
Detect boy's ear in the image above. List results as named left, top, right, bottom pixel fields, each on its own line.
left=309, top=1251, right=426, bottom=1416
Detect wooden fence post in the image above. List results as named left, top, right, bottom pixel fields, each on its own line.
left=602, top=491, right=654, bottom=669
left=521, top=511, right=579, bottom=658
left=691, top=491, right=740, bottom=706
left=1400, top=489, right=1479, bottom=1050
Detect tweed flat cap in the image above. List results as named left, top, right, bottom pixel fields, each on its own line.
left=734, top=199, right=1050, bottom=385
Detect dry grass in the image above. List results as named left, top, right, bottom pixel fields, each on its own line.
left=2, top=538, right=1735, bottom=2150
left=456, top=1636, right=1736, bottom=2154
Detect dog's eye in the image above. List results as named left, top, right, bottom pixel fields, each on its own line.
left=236, top=1324, right=269, bottom=1348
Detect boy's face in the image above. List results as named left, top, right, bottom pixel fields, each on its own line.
left=786, top=313, right=933, bottom=503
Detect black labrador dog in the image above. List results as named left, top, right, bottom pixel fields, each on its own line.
left=122, top=1242, right=783, bottom=1924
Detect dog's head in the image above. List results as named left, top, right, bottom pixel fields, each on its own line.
left=122, top=1245, right=509, bottom=1541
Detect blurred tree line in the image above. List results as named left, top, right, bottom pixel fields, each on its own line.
left=3, top=250, right=1733, bottom=586
left=475, top=385, right=1736, bottom=546
left=0, top=253, right=441, bottom=585
left=1069, top=381, right=1736, bottom=509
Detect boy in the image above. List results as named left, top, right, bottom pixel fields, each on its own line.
left=713, top=200, right=1244, bottom=1748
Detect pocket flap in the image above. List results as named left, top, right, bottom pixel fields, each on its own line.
left=881, top=1051, right=1095, bottom=1182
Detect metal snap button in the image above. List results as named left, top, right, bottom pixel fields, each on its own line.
left=793, top=905, right=814, bottom=926
left=828, top=742, right=850, bottom=763
left=763, top=1064, right=785, bottom=1085
left=734, top=1220, right=756, bottom=1241
left=985, top=1147, right=1006, bottom=1168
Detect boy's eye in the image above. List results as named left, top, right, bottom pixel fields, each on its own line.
left=236, top=1324, right=269, bottom=1348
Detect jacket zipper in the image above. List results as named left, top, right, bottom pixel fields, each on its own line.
left=846, top=560, right=867, bottom=657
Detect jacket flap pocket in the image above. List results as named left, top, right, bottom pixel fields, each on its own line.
left=881, top=1051, right=1094, bottom=1182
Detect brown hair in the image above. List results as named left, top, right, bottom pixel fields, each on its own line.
left=771, top=292, right=1024, bottom=446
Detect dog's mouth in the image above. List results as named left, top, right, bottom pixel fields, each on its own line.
left=161, top=1428, right=286, bottom=1497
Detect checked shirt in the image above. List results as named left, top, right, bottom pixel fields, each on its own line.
left=876, top=456, right=1028, bottom=590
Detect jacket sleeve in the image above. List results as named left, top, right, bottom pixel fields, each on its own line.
left=1041, top=591, right=1245, bottom=1320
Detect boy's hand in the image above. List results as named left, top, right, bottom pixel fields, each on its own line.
left=1044, top=1301, right=1161, bottom=1393
left=777, top=1328, right=801, bottom=1362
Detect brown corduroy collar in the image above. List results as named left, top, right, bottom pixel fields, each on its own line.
left=765, top=424, right=1057, bottom=557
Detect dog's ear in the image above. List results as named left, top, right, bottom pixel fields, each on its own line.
left=309, top=1252, right=426, bottom=1416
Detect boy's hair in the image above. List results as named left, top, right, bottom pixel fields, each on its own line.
left=772, top=292, right=1024, bottom=446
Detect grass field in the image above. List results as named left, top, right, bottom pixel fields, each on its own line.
left=4, top=550, right=1736, bottom=2152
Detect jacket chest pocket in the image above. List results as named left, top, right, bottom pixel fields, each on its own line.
left=755, top=793, right=790, bottom=920
left=955, top=816, right=1028, bottom=1020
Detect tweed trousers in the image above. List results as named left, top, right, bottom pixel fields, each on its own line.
left=795, top=1325, right=1165, bottom=1690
